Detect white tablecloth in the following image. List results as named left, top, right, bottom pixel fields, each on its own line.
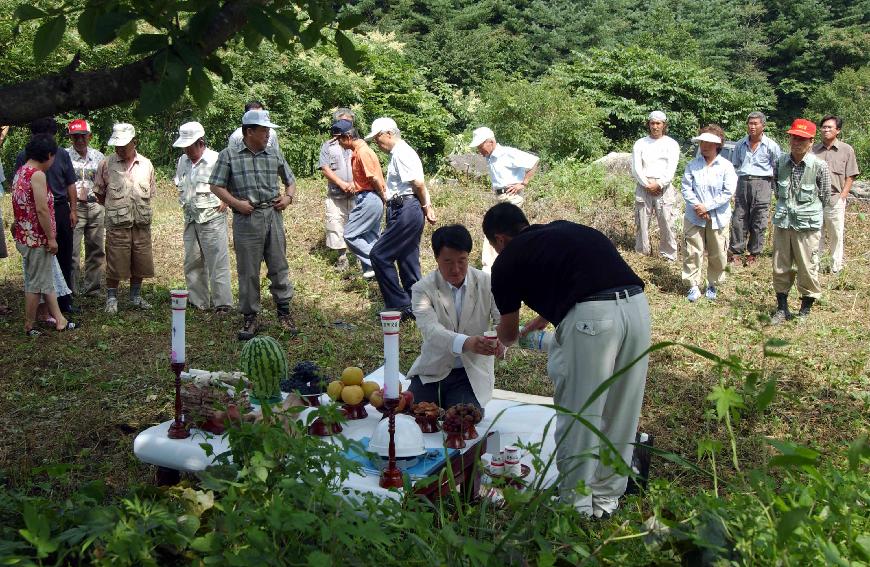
left=133, top=366, right=559, bottom=499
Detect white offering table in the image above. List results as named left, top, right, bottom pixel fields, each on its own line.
left=133, top=366, right=559, bottom=499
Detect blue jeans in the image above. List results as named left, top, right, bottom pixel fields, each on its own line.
left=343, top=191, right=383, bottom=272
left=371, top=196, right=424, bottom=310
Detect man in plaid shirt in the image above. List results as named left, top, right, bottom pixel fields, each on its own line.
left=209, top=109, right=298, bottom=340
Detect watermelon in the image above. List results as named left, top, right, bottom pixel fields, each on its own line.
left=240, top=336, right=287, bottom=404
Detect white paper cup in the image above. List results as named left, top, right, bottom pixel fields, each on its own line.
left=170, top=290, right=189, bottom=310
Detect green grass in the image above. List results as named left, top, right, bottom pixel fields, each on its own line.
left=0, top=172, right=868, bottom=498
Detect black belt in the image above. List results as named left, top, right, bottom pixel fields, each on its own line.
left=78, top=196, right=97, bottom=204
left=579, top=285, right=643, bottom=303
left=494, top=187, right=507, bottom=195
left=743, top=175, right=772, bottom=181
left=387, top=194, right=417, bottom=208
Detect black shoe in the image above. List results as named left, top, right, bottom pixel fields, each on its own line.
left=797, top=297, right=815, bottom=318
left=400, top=308, right=415, bottom=322
left=770, top=309, right=791, bottom=325
left=63, top=305, right=82, bottom=315
left=238, top=315, right=258, bottom=341
left=278, top=312, right=299, bottom=335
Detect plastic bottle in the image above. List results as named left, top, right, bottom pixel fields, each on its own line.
left=518, top=327, right=553, bottom=352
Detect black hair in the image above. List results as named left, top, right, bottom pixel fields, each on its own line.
left=241, top=124, right=259, bottom=137
left=482, top=202, right=529, bottom=241
left=244, top=101, right=264, bottom=112
left=819, top=115, right=843, bottom=130
left=29, top=117, right=58, bottom=136
left=431, top=224, right=473, bottom=257
left=336, top=127, right=359, bottom=140
left=25, top=134, right=58, bottom=162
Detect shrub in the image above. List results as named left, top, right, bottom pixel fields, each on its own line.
left=805, top=66, right=870, bottom=170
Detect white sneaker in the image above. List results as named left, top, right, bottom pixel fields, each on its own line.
left=105, top=296, right=118, bottom=314
left=131, top=295, right=152, bottom=309
left=705, top=286, right=717, bottom=300
left=362, top=270, right=375, bottom=279
left=686, top=286, right=701, bottom=302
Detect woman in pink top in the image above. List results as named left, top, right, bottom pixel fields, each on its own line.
left=12, top=135, right=77, bottom=336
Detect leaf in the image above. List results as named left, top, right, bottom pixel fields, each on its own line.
left=19, top=504, right=58, bottom=558
left=33, top=16, right=66, bottom=62
left=247, top=10, right=274, bottom=40
left=707, top=385, right=743, bottom=421
left=335, top=30, right=360, bottom=70
left=299, top=23, right=321, bottom=49
left=77, top=10, right=135, bottom=45
left=776, top=506, right=810, bottom=543
left=14, top=5, right=47, bottom=21
left=128, top=34, right=167, bottom=56
left=307, top=551, right=332, bottom=567
left=337, top=11, right=366, bottom=30
left=755, top=378, right=777, bottom=411
left=243, top=26, right=263, bottom=51
left=189, top=66, right=214, bottom=108
left=137, top=57, right=189, bottom=117
left=847, top=434, right=869, bottom=471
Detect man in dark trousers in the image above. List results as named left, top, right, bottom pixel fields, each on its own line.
left=484, top=202, right=650, bottom=518
left=15, top=118, right=78, bottom=314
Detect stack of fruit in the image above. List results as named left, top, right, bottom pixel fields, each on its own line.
left=280, top=361, right=327, bottom=397
left=326, top=367, right=379, bottom=419
left=442, top=404, right=482, bottom=437
left=369, top=385, right=414, bottom=415
left=412, top=401, right=443, bottom=433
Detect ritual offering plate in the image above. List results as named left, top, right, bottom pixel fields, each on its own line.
left=484, top=463, right=531, bottom=487
left=441, top=403, right=483, bottom=441
left=342, top=401, right=369, bottom=420
left=180, top=371, right=251, bottom=434
left=412, top=402, right=444, bottom=433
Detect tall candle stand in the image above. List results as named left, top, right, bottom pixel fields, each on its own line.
left=168, top=290, right=190, bottom=439
left=379, top=310, right=403, bottom=488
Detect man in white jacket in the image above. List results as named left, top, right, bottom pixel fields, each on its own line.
left=631, top=110, right=681, bottom=261
left=407, top=224, right=501, bottom=408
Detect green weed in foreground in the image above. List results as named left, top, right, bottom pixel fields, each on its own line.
left=0, top=343, right=867, bottom=566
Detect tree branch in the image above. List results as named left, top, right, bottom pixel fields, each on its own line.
left=0, top=0, right=262, bottom=125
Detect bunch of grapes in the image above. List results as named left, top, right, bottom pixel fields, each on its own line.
left=280, top=361, right=327, bottom=395
left=412, top=401, right=443, bottom=419
left=442, top=403, right=482, bottom=433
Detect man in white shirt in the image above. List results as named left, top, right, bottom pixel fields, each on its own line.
left=366, top=117, right=437, bottom=321
left=173, top=122, right=233, bottom=312
left=469, top=126, right=539, bottom=272
left=66, top=119, right=106, bottom=297
left=408, top=224, right=501, bottom=408
left=631, top=111, right=681, bottom=261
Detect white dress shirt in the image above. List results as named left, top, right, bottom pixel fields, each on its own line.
left=486, top=144, right=539, bottom=189
left=386, top=139, right=424, bottom=199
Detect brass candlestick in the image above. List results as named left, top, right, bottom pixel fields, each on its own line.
left=167, top=362, right=189, bottom=439
left=379, top=397, right=403, bottom=488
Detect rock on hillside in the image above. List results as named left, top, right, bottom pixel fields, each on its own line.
left=593, top=152, right=633, bottom=177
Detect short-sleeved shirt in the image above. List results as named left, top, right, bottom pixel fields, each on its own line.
left=811, top=140, right=860, bottom=194
left=731, top=134, right=781, bottom=178
left=486, top=144, right=539, bottom=189
left=208, top=143, right=295, bottom=205
left=11, top=165, right=56, bottom=248
left=350, top=139, right=384, bottom=193
left=66, top=146, right=105, bottom=201
left=386, top=139, right=424, bottom=199
left=491, top=221, right=644, bottom=327
left=318, top=138, right=352, bottom=197
left=174, top=148, right=222, bottom=224
left=228, top=127, right=294, bottom=185
left=15, top=148, right=77, bottom=203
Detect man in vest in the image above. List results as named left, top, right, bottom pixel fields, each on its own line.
left=770, top=119, right=831, bottom=324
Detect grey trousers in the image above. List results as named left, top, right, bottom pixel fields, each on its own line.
left=184, top=215, right=233, bottom=309
left=547, top=292, right=651, bottom=514
left=232, top=207, right=294, bottom=316
left=72, top=201, right=105, bottom=295
left=730, top=176, right=772, bottom=256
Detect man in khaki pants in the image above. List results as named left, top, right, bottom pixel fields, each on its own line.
left=469, top=126, right=538, bottom=273
left=770, top=119, right=831, bottom=324
left=485, top=203, right=650, bottom=519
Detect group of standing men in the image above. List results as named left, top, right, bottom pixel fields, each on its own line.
left=631, top=110, right=859, bottom=321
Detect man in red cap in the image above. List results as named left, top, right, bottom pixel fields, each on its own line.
left=66, top=119, right=106, bottom=296
left=770, top=119, right=831, bottom=324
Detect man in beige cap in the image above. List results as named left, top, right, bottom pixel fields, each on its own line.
left=173, top=121, right=233, bottom=313
left=94, top=123, right=157, bottom=314
left=470, top=126, right=539, bottom=273
left=631, top=110, right=680, bottom=261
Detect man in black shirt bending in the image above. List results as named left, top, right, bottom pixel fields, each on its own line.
left=484, top=203, right=650, bottom=518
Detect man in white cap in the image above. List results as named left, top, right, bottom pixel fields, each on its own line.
left=470, top=126, right=539, bottom=273
left=366, top=117, right=436, bottom=320
left=66, top=119, right=106, bottom=297
left=93, top=123, right=157, bottom=314
left=173, top=122, right=233, bottom=313
left=318, top=107, right=356, bottom=272
left=631, top=110, right=680, bottom=261
left=209, top=109, right=298, bottom=340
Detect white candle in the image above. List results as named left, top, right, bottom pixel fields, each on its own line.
left=170, top=290, right=189, bottom=364
left=380, top=311, right=401, bottom=399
